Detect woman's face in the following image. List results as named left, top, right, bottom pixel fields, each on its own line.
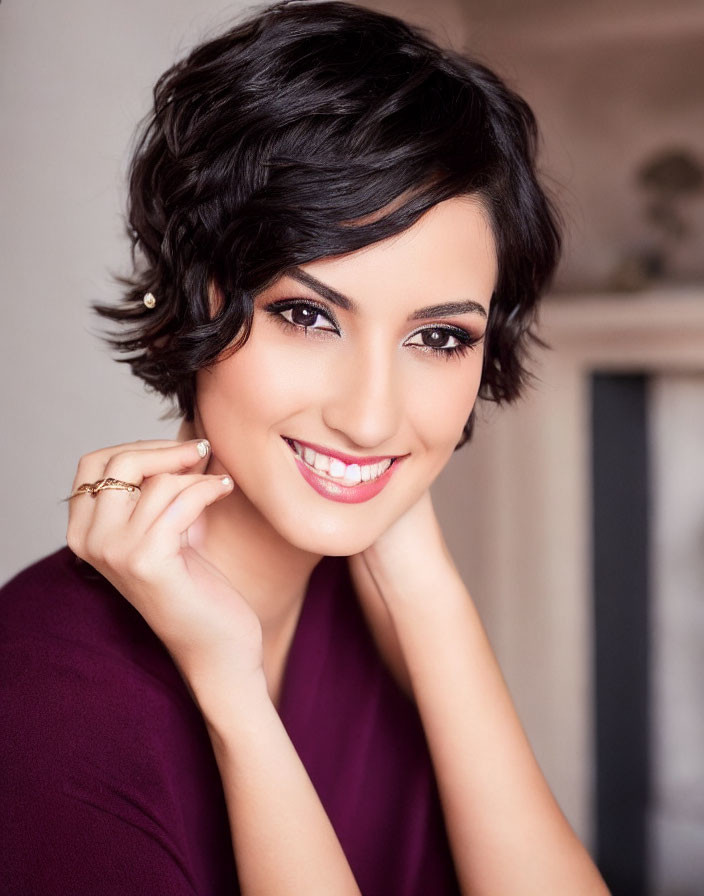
left=196, top=195, right=497, bottom=556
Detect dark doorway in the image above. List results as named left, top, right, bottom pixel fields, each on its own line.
left=591, top=373, right=650, bottom=895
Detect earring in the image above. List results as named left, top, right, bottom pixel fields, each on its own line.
left=143, top=292, right=156, bottom=309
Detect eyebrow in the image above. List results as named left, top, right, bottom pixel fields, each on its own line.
left=288, top=267, right=488, bottom=321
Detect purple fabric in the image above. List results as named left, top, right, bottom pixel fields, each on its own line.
left=1, top=547, right=461, bottom=895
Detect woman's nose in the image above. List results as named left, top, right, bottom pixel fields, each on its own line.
left=321, top=340, right=402, bottom=450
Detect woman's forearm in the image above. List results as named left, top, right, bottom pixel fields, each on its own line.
left=196, top=674, right=361, bottom=896
left=375, top=561, right=609, bottom=896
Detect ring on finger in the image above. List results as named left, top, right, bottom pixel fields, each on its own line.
left=65, top=478, right=141, bottom=500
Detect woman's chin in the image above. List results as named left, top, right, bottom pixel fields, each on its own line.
left=280, top=520, right=382, bottom=559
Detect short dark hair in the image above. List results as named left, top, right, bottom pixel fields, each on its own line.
left=92, top=0, right=561, bottom=448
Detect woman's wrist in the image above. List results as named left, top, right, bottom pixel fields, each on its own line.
left=182, top=662, right=272, bottom=739
left=363, top=531, right=465, bottom=615
left=354, top=488, right=463, bottom=610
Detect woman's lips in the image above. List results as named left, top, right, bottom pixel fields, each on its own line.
left=285, top=439, right=403, bottom=504
left=286, top=436, right=399, bottom=467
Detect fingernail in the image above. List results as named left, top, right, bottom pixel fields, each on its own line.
left=221, top=476, right=233, bottom=488
left=196, top=440, right=210, bottom=458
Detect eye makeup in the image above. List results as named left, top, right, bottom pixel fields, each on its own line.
left=262, top=297, right=484, bottom=360
left=404, top=325, right=483, bottom=360
left=264, top=298, right=340, bottom=334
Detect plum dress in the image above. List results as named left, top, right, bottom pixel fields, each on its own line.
left=0, top=547, right=461, bottom=895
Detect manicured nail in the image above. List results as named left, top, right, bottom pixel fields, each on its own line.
left=221, top=476, right=233, bottom=488
left=196, top=440, right=210, bottom=458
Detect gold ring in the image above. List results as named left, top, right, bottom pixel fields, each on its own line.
left=65, top=478, right=141, bottom=500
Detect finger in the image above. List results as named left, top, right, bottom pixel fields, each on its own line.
left=84, top=471, right=226, bottom=563
left=66, top=439, right=211, bottom=555
left=86, top=439, right=213, bottom=543
left=135, top=476, right=235, bottom=570
left=66, top=439, right=194, bottom=496
left=120, top=471, right=228, bottom=538
left=74, top=439, right=211, bottom=494
left=91, top=437, right=211, bottom=512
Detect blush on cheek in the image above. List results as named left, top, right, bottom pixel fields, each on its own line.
left=250, top=342, right=331, bottom=412
left=412, top=381, right=478, bottom=446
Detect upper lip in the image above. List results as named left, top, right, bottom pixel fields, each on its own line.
left=284, top=437, right=402, bottom=467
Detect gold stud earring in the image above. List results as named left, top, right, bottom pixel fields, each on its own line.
left=143, top=292, right=156, bottom=309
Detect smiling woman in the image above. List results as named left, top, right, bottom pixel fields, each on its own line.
left=0, top=2, right=608, bottom=895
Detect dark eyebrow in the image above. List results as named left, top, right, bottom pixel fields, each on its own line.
left=288, top=268, right=356, bottom=312
left=288, top=267, right=488, bottom=321
left=407, top=301, right=487, bottom=321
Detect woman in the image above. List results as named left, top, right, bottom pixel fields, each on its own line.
left=0, top=1, right=609, bottom=893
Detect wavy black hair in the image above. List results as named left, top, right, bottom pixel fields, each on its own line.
left=92, top=0, right=561, bottom=448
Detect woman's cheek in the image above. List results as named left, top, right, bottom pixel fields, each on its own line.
left=406, top=362, right=481, bottom=448
left=255, top=340, right=337, bottom=417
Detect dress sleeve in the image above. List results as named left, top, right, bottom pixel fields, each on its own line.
left=0, top=552, right=237, bottom=896
left=0, top=634, right=203, bottom=895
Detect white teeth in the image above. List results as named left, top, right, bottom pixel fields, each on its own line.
left=313, top=452, right=329, bottom=473
left=328, top=458, right=346, bottom=478
left=376, top=459, right=393, bottom=477
left=289, top=440, right=394, bottom=485
left=344, top=463, right=361, bottom=485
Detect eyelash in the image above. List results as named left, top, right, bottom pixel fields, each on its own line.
left=263, top=299, right=481, bottom=360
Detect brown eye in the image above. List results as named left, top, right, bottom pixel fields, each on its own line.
left=421, top=329, right=451, bottom=348
left=405, top=328, right=464, bottom=351
left=273, top=301, right=338, bottom=333
left=289, top=305, right=320, bottom=327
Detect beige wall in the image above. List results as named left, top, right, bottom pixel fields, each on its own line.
left=1, top=0, right=256, bottom=582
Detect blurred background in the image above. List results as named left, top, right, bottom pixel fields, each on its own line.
left=1, top=1, right=702, bottom=892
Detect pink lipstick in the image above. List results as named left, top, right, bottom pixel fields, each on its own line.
left=284, top=437, right=404, bottom=504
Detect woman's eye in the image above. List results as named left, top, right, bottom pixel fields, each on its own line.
left=404, top=327, right=474, bottom=354
left=275, top=303, right=338, bottom=332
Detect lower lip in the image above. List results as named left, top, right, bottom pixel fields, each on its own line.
left=288, top=444, right=401, bottom=504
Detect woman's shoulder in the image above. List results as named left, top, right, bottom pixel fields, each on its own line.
left=0, top=548, right=234, bottom=895
left=0, top=545, right=186, bottom=703
left=3, top=544, right=130, bottom=622
left=0, top=545, right=210, bottom=792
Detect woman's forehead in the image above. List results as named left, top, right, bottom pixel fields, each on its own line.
left=297, top=198, right=497, bottom=294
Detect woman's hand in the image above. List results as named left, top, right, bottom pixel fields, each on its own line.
left=348, top=488, right=457, bottom=616
left=65, top=438, right=266, bottom=704
left=347, top=489, right=461, bottom=697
